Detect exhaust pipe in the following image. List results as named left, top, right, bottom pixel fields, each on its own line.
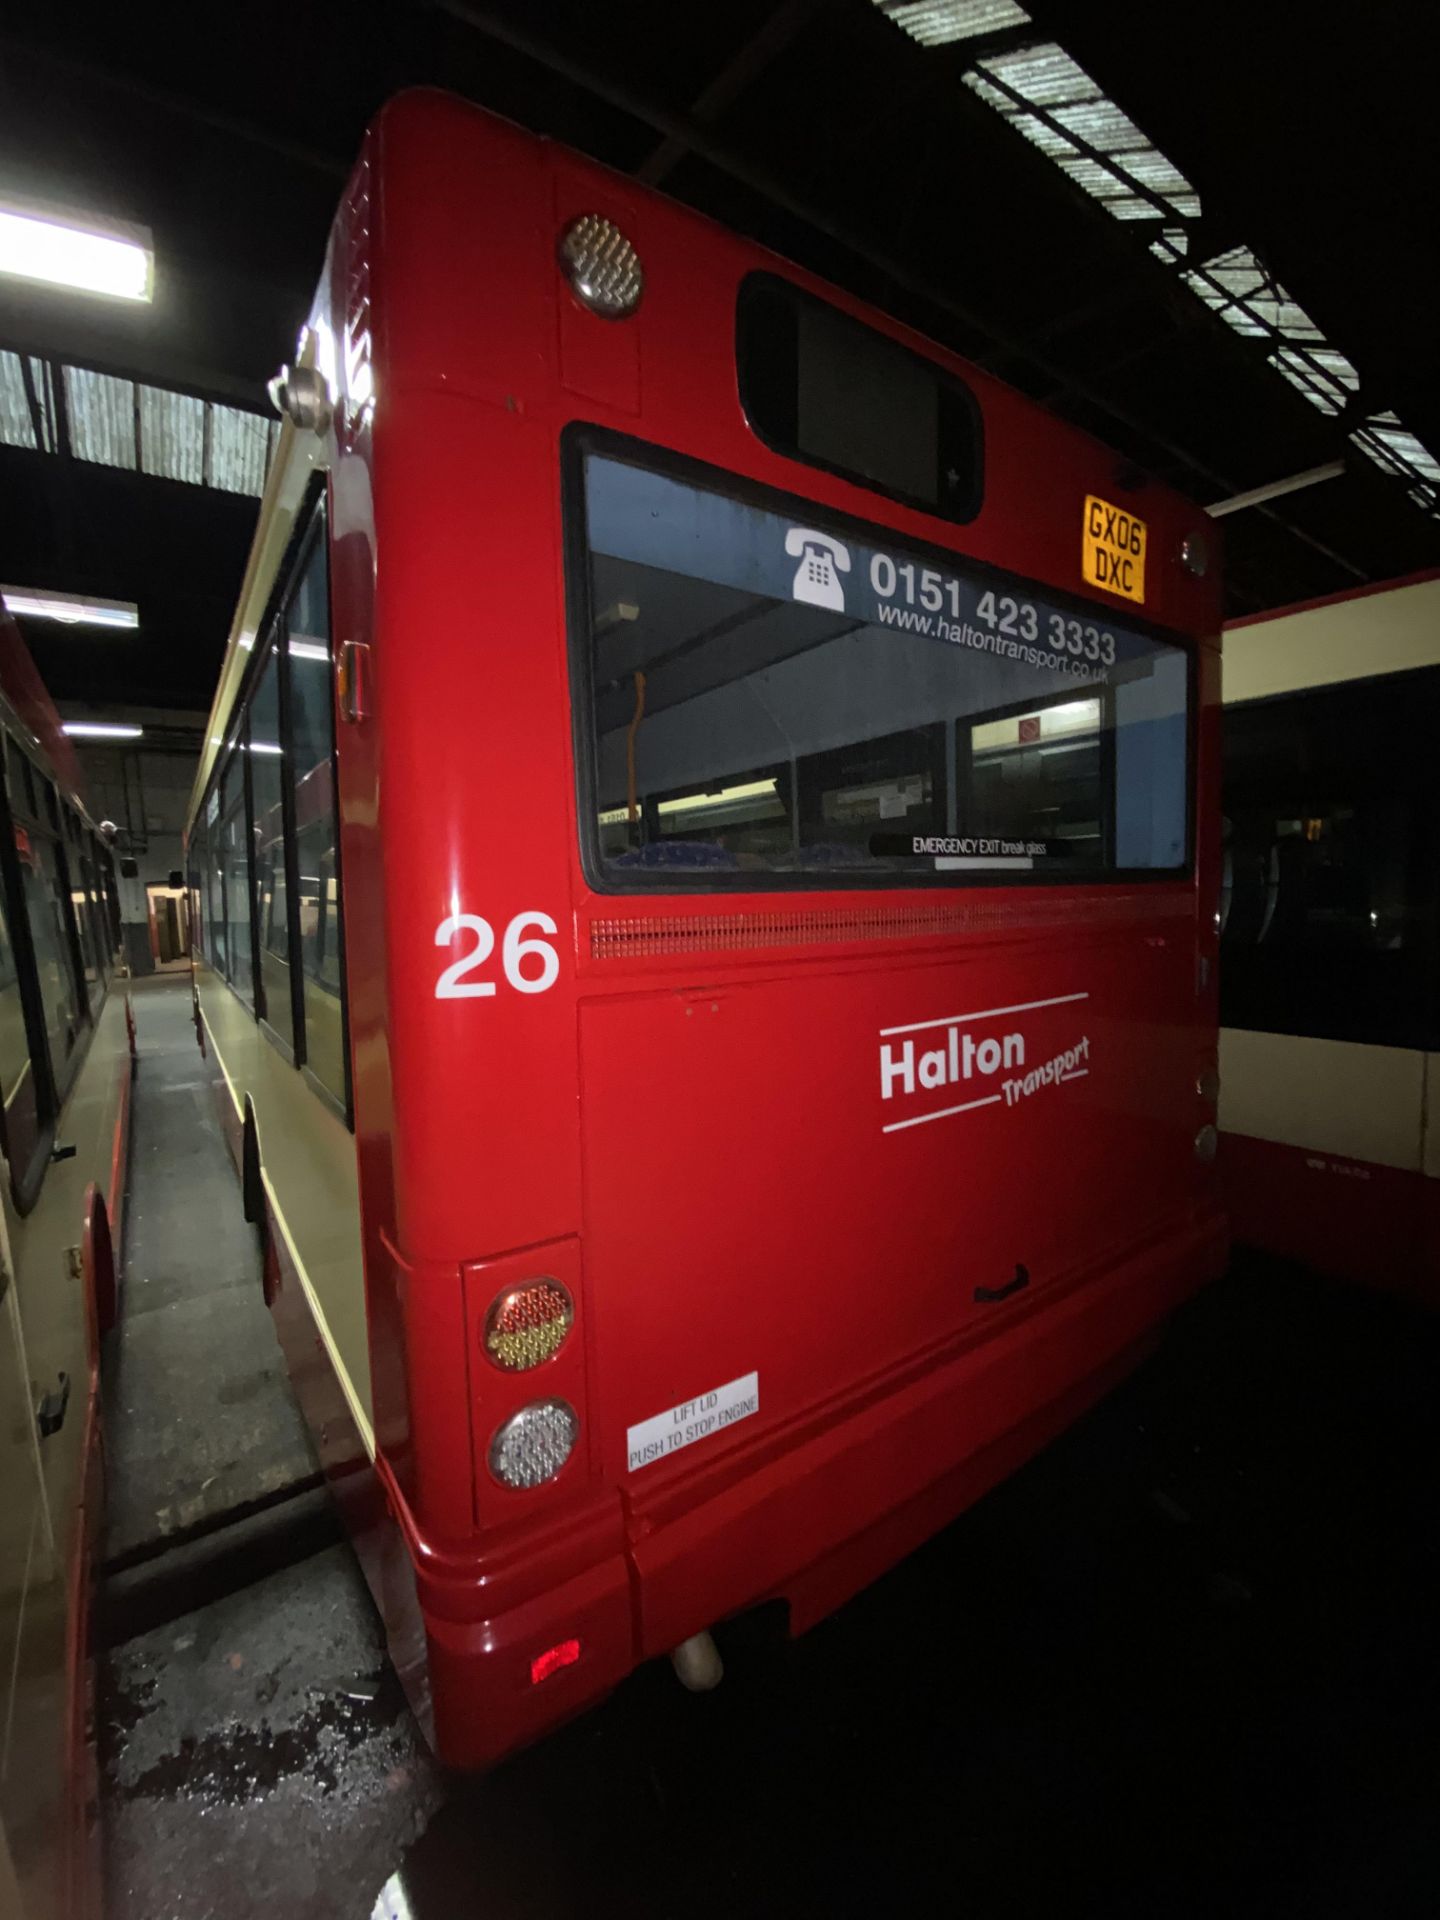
left=670, top=1630, right=723, bottom=1692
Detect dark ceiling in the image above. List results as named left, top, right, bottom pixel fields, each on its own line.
left=1, top=0, right=1436, bottom=714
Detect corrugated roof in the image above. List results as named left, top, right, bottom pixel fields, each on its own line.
left=962, top=43, right=1202, bottom=222
left=66, top=365, right=137, bottom=468
left=874, top=2, right=1440, bottom=519
left=877, top=1, right=1028, bottom=48
left=139, top=382, right=205, bottom=485
left=0, top=350, right=277, bottom=497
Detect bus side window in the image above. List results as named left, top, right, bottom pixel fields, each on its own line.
left=1221, top=672, right=1434, bottom=1050
left=206, top=790, right=228, bottom=980
left=219, top=745, right=254, bottom=1007
left=17, top=791, right=85, bottom=1087
left=64, top=811, right=103, bottom=1005
left=0, top=889, right=29, bottom=1115
left=249, top=640, right=293, bottom=1048
left=285, top=529, right=347, bottom=1110
left=82, top=840, right=109, bottom=984
left=100, top=843, right=122, bottom=955
left=190, top=822, right=207, bottom=963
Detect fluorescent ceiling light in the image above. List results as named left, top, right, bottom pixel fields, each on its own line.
left=62, top=721, right=143, bottom=739
left=0, top=204, right=152, bottom=301
left=288, top=638, right=328, bottom=662
left=658, top=779, right=779, bottom=816
left=2, top=585, right=138, bottom=629
left=248, top=740, right=283, bottom=755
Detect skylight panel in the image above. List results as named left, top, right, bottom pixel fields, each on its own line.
left=4, top=356, right=276, bottom=497
left=1049, top=99, right=1142, bottom=152
left=1056, top=157, right=1135, bottom=201
left=978, top=44, right=1094, bottom=109
left=1148, top=229, right=1189, bottom=264
left=960, top=41, right=1200, bottom=221
left=880, top=1, right=1030, bottom=47
left=1270, top=346, right=1360, bottom=417
left=874, top=0, right=1440, bottom=519
left=0, top=350, right=37, bottom=450
left=1186, top=247, right=1330, bottom=345
left=64, top=365, right=136, bottom=469
left=1111, top=148, right=1199, bottom=205
left=139, top=383, right=205, bottom=485
left=1367, top=424, right=1440, bottom=483
left=207, top=404, right=271, bottom=496
left=1004, top=112, right=1079, bottom=160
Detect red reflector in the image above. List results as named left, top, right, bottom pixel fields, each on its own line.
left=530, top=1638, right=581, bottom=1686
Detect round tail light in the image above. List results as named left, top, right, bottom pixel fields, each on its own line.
left=483, top=1280, right=574, bottom=1372
left=558, top=214, right=644, bottom=318
left=489, top=1400, right=579, bottom=1490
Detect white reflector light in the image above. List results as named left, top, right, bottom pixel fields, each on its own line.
left=484, top=1280, right=574, bottom=1373
left=489, top=1400, right=578, bottom=1490
left=558, top=215, right=644, bottom=319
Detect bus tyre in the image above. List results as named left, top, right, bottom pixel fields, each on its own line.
left=83, top=1183, right=117, bottom=1342
left=241, top=1103, right=265, bottom=1230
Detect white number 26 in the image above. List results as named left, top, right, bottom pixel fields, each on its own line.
left=434, top=910, right=560, bottom=999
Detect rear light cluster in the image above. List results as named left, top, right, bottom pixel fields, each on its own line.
left=483, top=1278, right=580, bottom=1490
left=483, top=1280, right=574, bottom=1372
left=489, top=1399, right=579, bottom=1490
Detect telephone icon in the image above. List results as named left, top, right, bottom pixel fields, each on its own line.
left=785, top=528, right=851, bottom=612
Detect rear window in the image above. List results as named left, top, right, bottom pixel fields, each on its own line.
left=568, top=437, right=1190, bottom=890
left=738, top=275, right=983, bottom=523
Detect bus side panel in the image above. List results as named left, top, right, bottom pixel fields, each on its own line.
left=351, top=111, right=587, bottom=1541
left=1223, top=1130, right=1427, bottom=1301
left=362, top=421, right=583, bottom=1540
left=1, top=995, right=129, bottom=1920
left=322, top=152, right=416, bottom=1490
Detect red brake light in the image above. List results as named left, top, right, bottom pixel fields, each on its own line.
left=484, top=1279, right=574, bottom=1372
left=530, top=1638, right=581, bottom=1686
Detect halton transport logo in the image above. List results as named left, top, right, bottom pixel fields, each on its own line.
left=878, top=991, right=1092, bottom=1134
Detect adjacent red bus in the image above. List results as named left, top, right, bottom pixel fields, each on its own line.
left=185, top=89, right=1225, bottom=1769
left=0, top=604, right=130, bottom=1918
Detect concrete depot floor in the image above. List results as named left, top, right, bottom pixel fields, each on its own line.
left=99, top=977, right=1440, bottom=1920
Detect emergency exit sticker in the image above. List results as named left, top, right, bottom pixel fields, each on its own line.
left=1082, top=494, right=1147, bottom=603
left=626, top=1371, right=759, bottom=1472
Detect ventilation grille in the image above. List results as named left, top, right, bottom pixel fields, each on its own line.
left=590, top=894, right=1186, bottom=959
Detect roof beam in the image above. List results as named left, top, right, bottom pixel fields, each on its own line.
left=636, top=0, right=829, bottom=186
left=433, top=0, right=1373, bottom=583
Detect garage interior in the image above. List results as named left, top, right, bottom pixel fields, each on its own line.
left=1, top=5, right=1438, bottom=1916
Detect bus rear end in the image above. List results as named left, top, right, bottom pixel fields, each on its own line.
left=286, top=90, right=1226, bottom=1766
left=565, top=434, right=1222, bottom=1664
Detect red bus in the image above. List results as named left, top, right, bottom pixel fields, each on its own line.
left=185, top=89, right=1225, bottom=1770
left=0, top=604, right=131, bottom=1917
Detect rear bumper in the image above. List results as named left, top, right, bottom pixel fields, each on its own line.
left=414, top=1212, right=1226, bottom=1769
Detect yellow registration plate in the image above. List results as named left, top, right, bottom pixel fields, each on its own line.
left=1082, top=495, right=1147, bottom=603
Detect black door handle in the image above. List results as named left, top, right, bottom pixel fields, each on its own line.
left=974, top=1263, right=1030, bottom=1305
